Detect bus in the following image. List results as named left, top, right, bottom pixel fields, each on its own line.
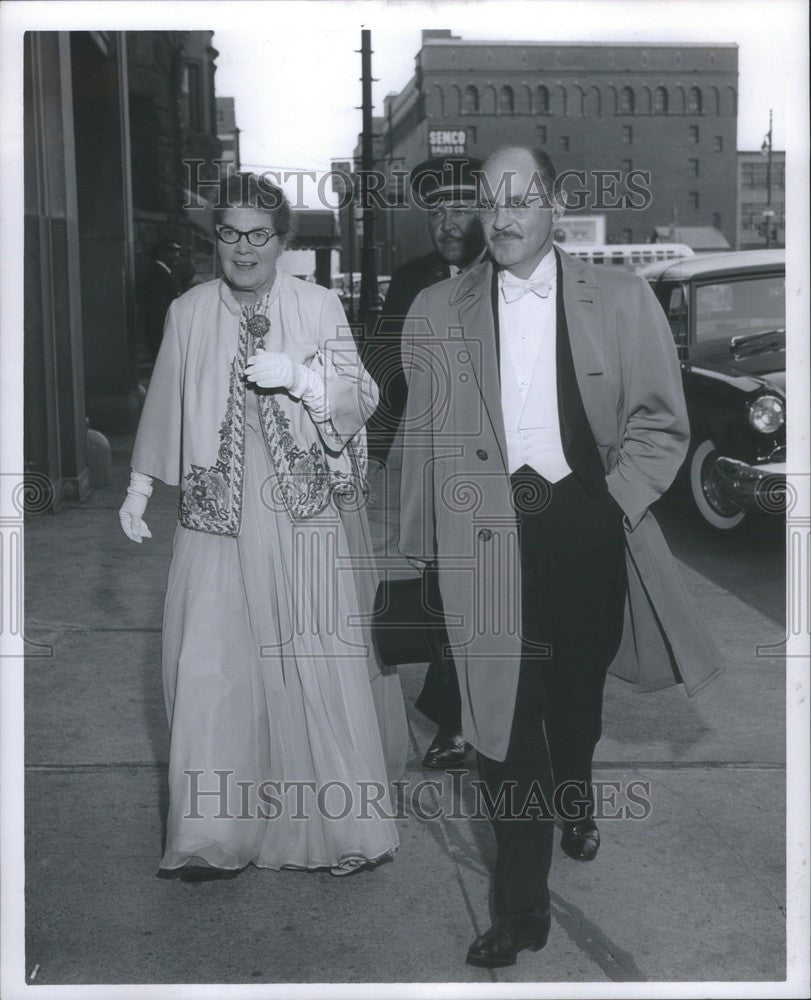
left=560, top=243, right=695, bottom=273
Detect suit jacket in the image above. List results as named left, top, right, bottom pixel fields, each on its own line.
left=398, top=249, right=723, bottom=762
left=365, top=252, right=451, bottom=433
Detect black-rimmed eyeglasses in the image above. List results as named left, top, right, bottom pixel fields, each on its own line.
left=215, top=224, right=279, bottom=247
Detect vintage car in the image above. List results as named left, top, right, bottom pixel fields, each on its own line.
left=640, top=250, right=786, bottom=530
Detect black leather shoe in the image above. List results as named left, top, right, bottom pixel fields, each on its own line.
left=422, top=727, right=468, bottom=769
left=560, top=818, right=600, bottom=861
left=466, top=909, right=551, bottom=968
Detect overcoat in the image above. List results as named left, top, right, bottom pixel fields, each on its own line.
left=399, top=249, right=723, bottom=763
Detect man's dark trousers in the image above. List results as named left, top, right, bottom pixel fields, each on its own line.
left=476, top=466, right=626, bottom=914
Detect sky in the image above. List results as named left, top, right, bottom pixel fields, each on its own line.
left=210, top=0, right=805, bottom=193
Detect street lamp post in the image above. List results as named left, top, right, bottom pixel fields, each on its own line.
left=760, top=109, right=773, bottom=249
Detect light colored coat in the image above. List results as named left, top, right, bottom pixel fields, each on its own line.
left=399, top=250, right=723, bottom=763
left=132, top=275, right=408, bottom=779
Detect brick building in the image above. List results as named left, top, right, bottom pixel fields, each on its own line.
left=24, top=31, right=222, bottom=507
left=737, top=149, right=785, bottom=250
left=216, top=97, right=241, bottom=172
left=357, top=31, right=738, bottom=273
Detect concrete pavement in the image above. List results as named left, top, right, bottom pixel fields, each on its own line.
left=22, top=433, right=788, bottom=988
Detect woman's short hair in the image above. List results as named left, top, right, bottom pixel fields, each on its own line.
left=213, top=172, right=295, bottom=243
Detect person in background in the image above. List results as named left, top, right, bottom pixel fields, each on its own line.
left=119, top=173, right=406, bottom=882
left=365, top=156, right=484, bottom=465
left=365, top=156, right=484, bottom=772
left=142, top=239, right=181, bottom=361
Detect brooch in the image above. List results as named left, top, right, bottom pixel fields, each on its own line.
left=246, top=314, right=270, bottom=338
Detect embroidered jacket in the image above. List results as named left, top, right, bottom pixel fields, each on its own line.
left=131, top=275, right=377, bottom=535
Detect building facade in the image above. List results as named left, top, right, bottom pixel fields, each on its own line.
left=736, top=149, right=785, bottom=250
left=365, top=31, right=738, bottom=272
left=216, top=96, right=241, bottom=172
left=24, top=31, right=222, bottom=508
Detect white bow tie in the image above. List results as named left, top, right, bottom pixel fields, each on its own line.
left=500, top=273, right=552, bottom=303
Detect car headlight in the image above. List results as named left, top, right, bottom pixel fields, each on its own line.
left=747, top=394, right=785, bottom=434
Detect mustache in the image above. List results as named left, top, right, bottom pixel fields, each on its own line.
left=491, top=231, right=521, bottom=240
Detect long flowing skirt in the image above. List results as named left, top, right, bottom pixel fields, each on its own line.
left=159, top=406, right=399, bottom=871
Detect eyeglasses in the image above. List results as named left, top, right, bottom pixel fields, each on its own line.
left=477, top=196, right=550, bottom=220
left=215, top=224, right=278, bottom=247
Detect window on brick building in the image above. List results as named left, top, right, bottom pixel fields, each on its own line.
left=689, top=125, right=699, bottom=143
left=619, top=86, right=635, bottom=113
left=741, top=203, right=758, bottom=229
left=688, top=87, right=703, bottom=113
left=741, top=162, right=768, bottom=188
left=654, top=86, right=669, bottom=113
left=537, top=125, right=547, bottom=143
left=181, top=61, right=203, bottom=132
left=689, top=191, right=699, bottom=209
left=537, top=85, right=550, bottom=114
left=713, top=135, right=724, bottom=152
left=688, top=158, right=699, bottom=177
left=559, top=135, right=570, bottom=151
left=621, top=158, right=632, bottom=174
left=499, top=85, right=514, bottom=114
left=464, top=85, right=479, bottom=113
left=622, top=125, right=633, bottom=144
left=621, top=228, right=633, bottom=243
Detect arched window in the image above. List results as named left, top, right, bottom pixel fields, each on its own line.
left=431, top=85, right=445, bottom=116
left=654, top=86, right=668, bottom=114
left=688, top=87, right=702, bottom=113
left=619, top=86, right=635, bottom=113
left=537, top=85, right=549, bottom=114
left=586, top=86, right=602, bottom=117
left=463, top=85, right=479, bottom=114
left=448, top=85, right=462, bottom=116
left=499, top=85, right=514, bottom=114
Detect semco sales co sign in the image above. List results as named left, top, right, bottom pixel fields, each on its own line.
left=428, top=128, right=467, bottom=157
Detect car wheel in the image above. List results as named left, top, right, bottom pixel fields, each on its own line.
left=688, top=439, right=746, bottom=530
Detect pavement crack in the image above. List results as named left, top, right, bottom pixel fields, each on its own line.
left=549, top=890, right=648, bottom=981
left=404, top=719, right=497, bottom=983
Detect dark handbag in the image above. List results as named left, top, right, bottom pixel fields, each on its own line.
left=372, top=565, right=452, bottom=677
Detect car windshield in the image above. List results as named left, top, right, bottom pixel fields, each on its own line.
left=694, top=274, right=785, bottom=345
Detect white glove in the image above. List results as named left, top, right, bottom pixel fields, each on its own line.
left=119, top=472, right=153, bottom=543
left=245, top=351, right=303, bottom=390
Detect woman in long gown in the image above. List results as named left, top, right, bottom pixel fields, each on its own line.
left=119, top=174, right=407, bottom=880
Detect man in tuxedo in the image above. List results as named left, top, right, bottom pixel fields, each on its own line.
left=398, top=146, right=720, bottom=967
left=142, top=239, right=181, bottom=361
left=366, top=157, right=484, bottom=771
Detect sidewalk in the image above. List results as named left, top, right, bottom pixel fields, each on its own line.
left=22, top=434, right=786, bottom=986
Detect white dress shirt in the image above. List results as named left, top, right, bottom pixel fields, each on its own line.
left=498, top=252, right=573, bottom=481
